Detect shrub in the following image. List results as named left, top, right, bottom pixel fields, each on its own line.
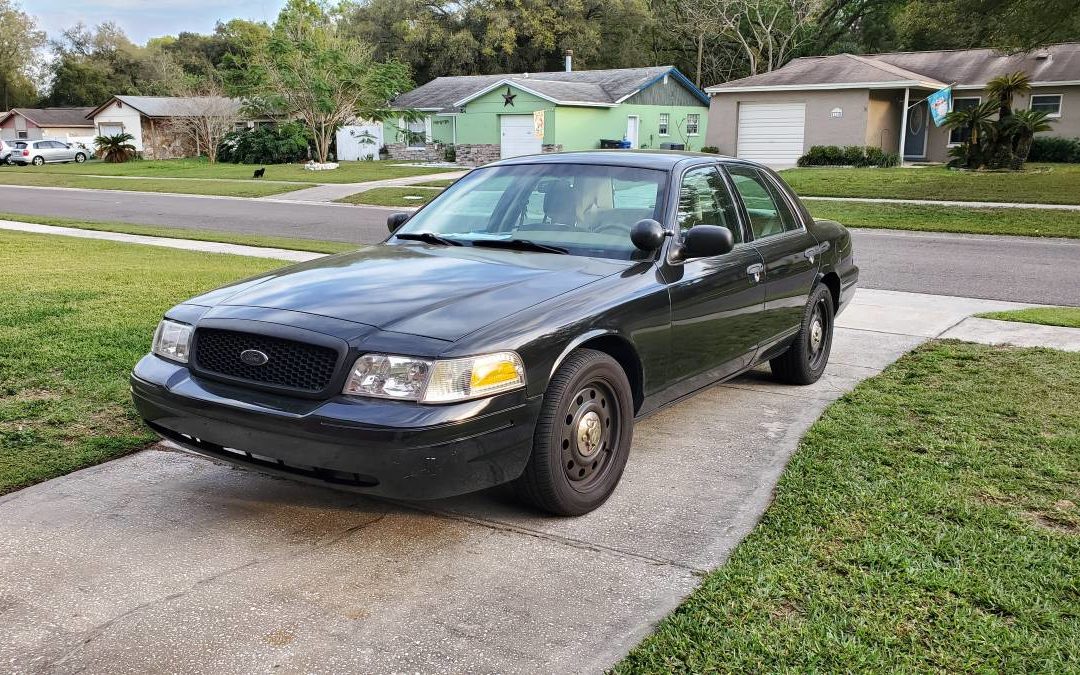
left=797, top=145, right=897, bottom=168
left=218, top=121, right=311, bottom=164
left=93, top=133, right=137, bottom=163
left=699, top=146, right=720, bottom=154
left=442, top=144, right=457, bottom=162
left=1028, top=136, right=1080, bottom=163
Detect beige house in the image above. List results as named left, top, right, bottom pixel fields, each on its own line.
left=0, top=108, right=95, bottom=143
left=705, top=44, right=1080, bottom=166
left=87, top=95, right=247, bottom=160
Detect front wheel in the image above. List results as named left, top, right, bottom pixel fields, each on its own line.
left=514, top=349, right=634, bottom=516
left=31, top=156, right=44, bottom=166
left=770, top=283, right=834, bottom=385
left=74, top=152, right=87, bottom=163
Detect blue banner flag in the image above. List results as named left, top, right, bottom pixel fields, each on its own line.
left=927, top=87, right=952, bottom=127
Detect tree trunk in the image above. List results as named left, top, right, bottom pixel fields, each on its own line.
left=696, top=32, right=704, bottom=88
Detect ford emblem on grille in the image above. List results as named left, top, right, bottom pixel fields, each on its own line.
left=239, top=349, right=270, bottom=366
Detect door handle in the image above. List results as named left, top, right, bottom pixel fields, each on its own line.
left=746, top=263, right=764, bottom=283
left=803, top=242, right=829, bottom=262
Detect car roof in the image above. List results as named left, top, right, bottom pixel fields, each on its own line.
left=485, top=150, right=746, bottom=172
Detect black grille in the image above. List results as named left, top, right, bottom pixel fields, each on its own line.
left=193, top=328, right=339, bottom=393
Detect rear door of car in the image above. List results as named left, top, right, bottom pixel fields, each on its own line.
left=723, top=163, right=820, bottom=346
left=661, top=163, right=766, bottom=399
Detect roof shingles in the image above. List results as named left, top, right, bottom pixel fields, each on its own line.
left=4, top=108, right=95, bottom=128
left=707, top=43, right=1080, bottom=91
left=393, top=66, right=690, bottom=112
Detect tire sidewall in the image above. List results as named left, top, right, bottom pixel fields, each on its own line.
left=801, top=284, right=835, bottom=380
left=535, top=352, right=634, bottom=515
left=75, top=153, right=86, bottom=163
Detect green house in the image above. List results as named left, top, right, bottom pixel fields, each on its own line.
left=388, top=66, right=709, bottom=165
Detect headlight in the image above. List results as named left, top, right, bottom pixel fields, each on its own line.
left=152, top=319, right=193, bottom=363
left=343, top=351, right=525, bottom=403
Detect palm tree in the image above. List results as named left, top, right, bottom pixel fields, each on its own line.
left=943, top=100, right=999, bottom=168
left=94, top=133, right=137, bottom=163
left=1005, top=109, right=1054, bottom=168
left=986, top=71, right=1031, bottom=119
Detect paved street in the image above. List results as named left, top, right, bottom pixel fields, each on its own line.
left=0, top=289, right=1046, bottom=673
left=2, top=185, right=1078, bottom=306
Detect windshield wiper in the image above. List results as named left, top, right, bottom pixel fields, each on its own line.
left=471, top=239, right=569, bottom=255
left=395, top=232, right=463, bottom=246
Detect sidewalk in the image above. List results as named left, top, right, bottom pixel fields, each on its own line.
left=270, top=170, right=468, bottom=203
left=803, top=195, right=1080, bottom=211
left=1, top=221, right=1077, bottom=672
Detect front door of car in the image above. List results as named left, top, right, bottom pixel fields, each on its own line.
left=725, top=164, right=819, bottom=345
left=662, top=165, right=766, bottom=399
left=54, top=142, right=76, bottom=161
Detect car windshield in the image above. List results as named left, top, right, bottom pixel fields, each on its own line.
left=394, top=163, right=667, bottom=260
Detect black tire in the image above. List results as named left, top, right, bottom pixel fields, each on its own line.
left=514, top=349, right=634, bottom=516
left=770, top=284, right=835, bottom=385
left=31, top=156, right=44, bottom=166
left=74, top=153, right=87, bottom=163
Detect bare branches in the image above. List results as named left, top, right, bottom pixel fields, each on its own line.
left=161, top=82, right=242, bottom=163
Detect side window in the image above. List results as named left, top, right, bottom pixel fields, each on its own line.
left=727, top=166, right=799, bottom=239
left=675, top=166, right=742, bottom=244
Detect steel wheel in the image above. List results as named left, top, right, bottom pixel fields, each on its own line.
left=514, top=348, right=635, bottom=516
left=807, top=296, right=831, bottom=371
left=559, top=381, right=620, bottom=491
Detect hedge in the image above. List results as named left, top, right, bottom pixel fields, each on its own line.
left=797, top=145, right=900, bottom=168
left=1028, top=137, right=1080, bottom=163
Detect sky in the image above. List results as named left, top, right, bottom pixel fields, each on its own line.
left=31, top=0, right=288, bottom=44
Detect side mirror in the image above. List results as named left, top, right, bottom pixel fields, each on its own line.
left=630, top=219, right=671, bottom=251
left=676, top=225, right=734, bottom=260
left=387, top=212, right=410, bottom=233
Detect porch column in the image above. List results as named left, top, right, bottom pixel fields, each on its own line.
left=898, top=87, right=910, bottom=167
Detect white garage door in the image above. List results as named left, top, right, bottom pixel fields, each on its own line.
left=736, top=103, right=806, bottom=167
left=500, top=115, right=542, bottom=159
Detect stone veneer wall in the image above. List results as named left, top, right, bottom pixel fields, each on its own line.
left=454, top=143, right=563, bottom=167
left=140, top=118, right=197, bottom=160
left=384, top=143, right=442, bottom=161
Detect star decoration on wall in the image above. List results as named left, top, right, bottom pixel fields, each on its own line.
left=502, top=87, right=517, bottom=107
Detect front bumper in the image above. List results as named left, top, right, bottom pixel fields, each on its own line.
left=131, top=354, right=542, bottom=499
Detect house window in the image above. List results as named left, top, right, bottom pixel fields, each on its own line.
left=948, top=97, right=981, bottom=145
left=685, top=114, right=700, bottom=136
left=234, top=121, right=249, bottom=132
left=1030, top=94, right=1062, bottom=118
left=16, top=130, right=27, bottom=139
left=406, top=118, right=427, bottom=147
left=99, top=123, right=124, bottom=137
left=658, top=113, right=669, bottom=136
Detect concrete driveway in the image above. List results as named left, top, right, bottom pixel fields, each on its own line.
left=0, top=290, right=1038, bottom=673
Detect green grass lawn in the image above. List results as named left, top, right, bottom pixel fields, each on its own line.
left=809, top=201, right=1080, bottom=238
left=0, top=212, right=355, bottom=254
left=18, top=157, right=457, bottom=184
left=0, top=231, right=282, bottom=494
left=782, top=163, right=1080, bottom=205
left=0, top=171, right=304, bottom=197
left=619, top=342, right=1080, bottom=673
left=978, top=307, right=1080, bottom=328
left=336, top=186, right=442, bottom=207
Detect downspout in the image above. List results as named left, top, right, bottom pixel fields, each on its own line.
left=898, top=88, right=909, bottom=167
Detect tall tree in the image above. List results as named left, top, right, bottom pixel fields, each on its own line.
left=257, top=0, right=409, bottom=164
left=0, top=0, right=44, bottom=108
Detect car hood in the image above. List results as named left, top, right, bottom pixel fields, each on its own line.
left=190, top=243, right=625, bottom=341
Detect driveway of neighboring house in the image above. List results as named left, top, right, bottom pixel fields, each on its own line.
left=0, top=286, right=1062, bottom=674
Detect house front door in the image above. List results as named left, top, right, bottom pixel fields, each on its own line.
left=904, top=100, right=928, bottom=160
left=626, top=116, right=640, bottom=148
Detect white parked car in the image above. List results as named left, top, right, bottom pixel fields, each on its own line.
left=10, top=140, right=88, bottom=166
